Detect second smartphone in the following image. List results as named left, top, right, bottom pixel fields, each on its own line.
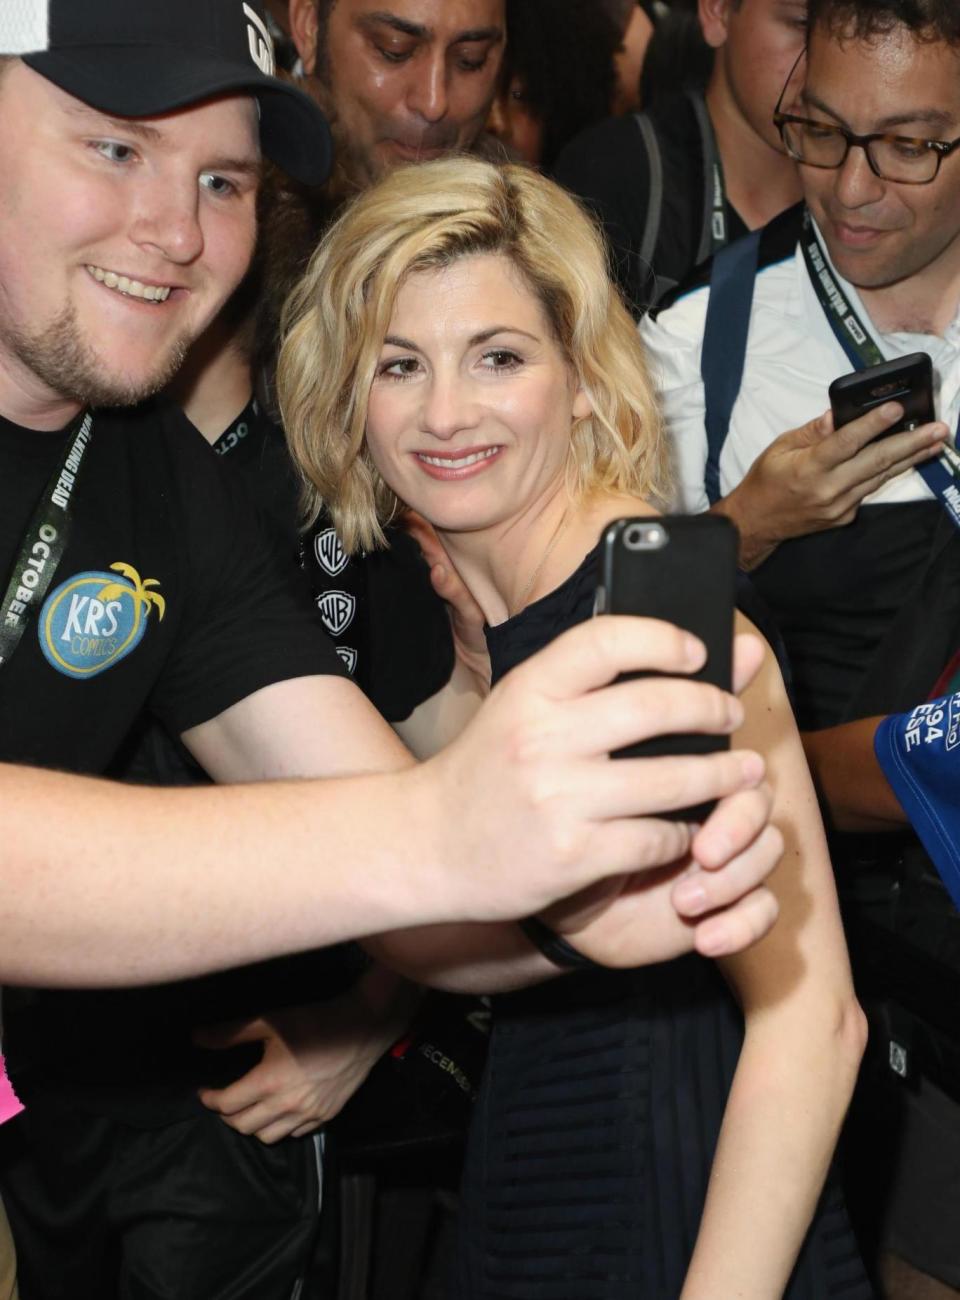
left=828, top=351, right=934, bottom=440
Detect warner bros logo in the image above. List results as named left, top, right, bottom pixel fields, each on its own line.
left=314, top=528, right=349, bottom=577
left=336, top=645, right=358, bottom=674
left=316, top=590, right=356, bottom=637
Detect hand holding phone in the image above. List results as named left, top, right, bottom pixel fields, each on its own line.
left=829, top=352, right=934, bottom=442
left=594, top=514, right=738, bottom=819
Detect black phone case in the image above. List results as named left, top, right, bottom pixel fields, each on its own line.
left=595, top=515, right=738, bottom=821
left=828, top=351, right=934, bottom=440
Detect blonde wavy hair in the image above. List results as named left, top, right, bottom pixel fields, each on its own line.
left=279, top=155, right=667, bottom=554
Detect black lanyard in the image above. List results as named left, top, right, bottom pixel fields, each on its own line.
left=688, top=90, right=728, bottom=257
left=800, top=209, right=960, bottom=531
left=0, top=413, right=93, bottom=669
left=709, top=162, right=727, bottom=251
left=211, top=397, right=257, bottom=460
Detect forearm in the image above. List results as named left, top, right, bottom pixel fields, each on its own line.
left=394, top=656, right=485, bottom=759
left=802, top=718, right=908, bottom=833
left=0, top=761, right=453, bottom=987
left=681, top=1005, right=865, bottom=1299
left=681, top=626, right=867, bottom=1296
left=709, top=493, right=778, bottom=573
left=364, top=921, right=559, bottom=995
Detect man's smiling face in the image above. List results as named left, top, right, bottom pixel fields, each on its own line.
left=800, top=21, right=960, bottom=292
left=291, top=0, right=505, bottom=185
left=0, top=62, right=260, bottom=423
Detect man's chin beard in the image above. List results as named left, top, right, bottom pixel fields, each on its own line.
left=327, top=118, right=383, bottom=194
left=7, top=305, right=189, bottom=410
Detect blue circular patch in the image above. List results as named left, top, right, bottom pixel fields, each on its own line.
left=39, top=567, right=161, bottom=678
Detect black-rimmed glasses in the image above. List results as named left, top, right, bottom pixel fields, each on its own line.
left=772, top=51, right=960, bottom=185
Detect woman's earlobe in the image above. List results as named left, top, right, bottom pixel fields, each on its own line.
left=572, top=386, right=593, bottom=421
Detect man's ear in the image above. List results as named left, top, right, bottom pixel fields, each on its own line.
left=289, top=0, right=320, bottom=75
left=698, top=0, right=734, bottom=51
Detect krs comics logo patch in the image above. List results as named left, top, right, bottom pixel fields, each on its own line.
left=39, top=562, right=165, bottom=678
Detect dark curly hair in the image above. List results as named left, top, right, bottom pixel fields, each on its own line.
left=808, top=0, right=960, bottom=44
left=501, top=0, right=622, bottom=169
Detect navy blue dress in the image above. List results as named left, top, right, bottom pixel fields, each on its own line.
left=454, top=546, right=872, bottom=1298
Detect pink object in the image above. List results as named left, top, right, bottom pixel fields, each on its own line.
left=0, top=1056, right=24, bottom=1124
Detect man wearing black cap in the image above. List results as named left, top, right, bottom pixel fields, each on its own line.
left=0, top=6, right=368, bottom=1294
left=0, top=1, right=788, bottom=1295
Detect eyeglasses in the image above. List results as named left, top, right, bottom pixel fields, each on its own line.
left=772, top=54, right=960, bottom=185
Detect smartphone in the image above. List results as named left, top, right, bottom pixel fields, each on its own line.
left=828, top=351, right=934, bottom=441
left=594, top=515, right=738, bottom=821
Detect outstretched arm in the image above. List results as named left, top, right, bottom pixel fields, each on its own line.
left=0, top=616, right=774, bottom=987
left=366, top=632, right=782, bottom=990
left=680, top=616, right=867, bottom=1300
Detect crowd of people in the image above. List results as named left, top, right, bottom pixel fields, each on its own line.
left=0, top=0, right=958, bottom=1297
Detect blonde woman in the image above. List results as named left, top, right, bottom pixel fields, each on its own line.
left=279, top=157, right=870, bottom=1299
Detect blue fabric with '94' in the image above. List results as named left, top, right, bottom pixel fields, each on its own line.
left=875, top=693, right=960, bottom=913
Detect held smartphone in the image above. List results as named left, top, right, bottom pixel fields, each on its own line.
left=594, top=514, right=738, bottom=821
left=828, top=351, right=934, bottom=441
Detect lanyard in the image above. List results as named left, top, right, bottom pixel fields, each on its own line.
left=211, top=397, right=257, bottom=460
left=687, top=89, right=728, bottom=258
left=0, top=413, right=93, bottom=669
left=800, top=208, right=960, bottom=531
left=709, top=162, right=727, bottom=252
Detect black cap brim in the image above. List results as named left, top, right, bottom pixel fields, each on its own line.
left=24, top=46, right=332, bottom=186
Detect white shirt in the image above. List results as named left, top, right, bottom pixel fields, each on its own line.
left=640, top=213, right=960, bottom=514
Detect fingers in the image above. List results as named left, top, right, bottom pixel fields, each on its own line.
left=576, top=816, right=695, bottom=877
left=573, top=746, right=765, bottom=826
left=688, top=782, right=774, bottom=870
left=731, top=632, right=765, bottom=696
left=831, top=434, right=951, bottom=518
left=432, top=562, right=486, bottom=637
left=257, top=1117, right=320, bottom=1145
left=674, top=820, right=783, bottom=918
left=192, top=1017, right=268, bottom=1051
left=786, top=409, right=834, bottom=450
left=557, top=675, right=744, bottom=758
left=509, top=615, right=706, bottom=702
left=692, top=884, right=780, bottom=959
left=214, top=1101, right=302, bottom=1143
left=822, top=399, right=903, bottom=462
left=201, top=1082, right=325, bottom=1142
left=828, top=404, right=947, bottom=480
left=198, top=1072, right=264, bottom=1117
left=400, top=507, right=439, bottom=558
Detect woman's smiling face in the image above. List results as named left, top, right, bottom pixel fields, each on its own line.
left=364, top=251, right=591, bottom=534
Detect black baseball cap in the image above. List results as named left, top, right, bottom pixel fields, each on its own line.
left=12, top=0, right=332, bottom=185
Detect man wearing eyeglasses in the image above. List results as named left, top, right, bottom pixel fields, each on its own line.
left=643, top=1, right=960, bottom=1294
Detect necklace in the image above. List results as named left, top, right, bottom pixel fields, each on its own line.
left=513, top=507, right=570, bottom=614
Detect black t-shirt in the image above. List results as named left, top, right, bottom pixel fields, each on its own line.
left=0, top=398, right=352, bottom=1112
left=0, top=398, right=344, bottom=774
left=4, top=397, right=448, bottom=1123
left=213, top=398, right=454, bottom=723
left=552, top=93, right=747, bottom=315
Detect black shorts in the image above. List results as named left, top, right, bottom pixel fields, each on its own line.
left=0, top=1098, right=322, bottom=1300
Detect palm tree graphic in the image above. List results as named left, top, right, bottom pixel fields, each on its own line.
left=96, top=562, right=166, bottom=630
